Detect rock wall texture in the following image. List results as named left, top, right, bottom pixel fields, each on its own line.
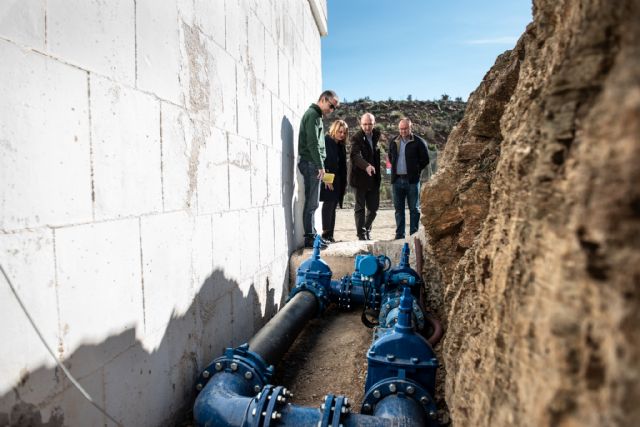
left=421, top=0, right=640, bottom=426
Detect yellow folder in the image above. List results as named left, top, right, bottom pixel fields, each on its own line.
left=322, top=173, right=335, bottom=184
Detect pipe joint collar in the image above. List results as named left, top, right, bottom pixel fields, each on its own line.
left=361, top=378, right=437, bottom=418
left=319, top=394, right=351, bottom=427
left=288, top=281, right=329, bottom=315
left=195, top=344, right=274, bottom=395
left=248, top=385, right=292, bottom=426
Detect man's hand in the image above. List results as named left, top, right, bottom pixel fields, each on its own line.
left=366, top=165, right=376, bottom=176
left=317, top=168, right=325, bottom=180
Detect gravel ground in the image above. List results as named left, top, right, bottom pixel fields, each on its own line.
left=332, top=207, right=411, bottom=242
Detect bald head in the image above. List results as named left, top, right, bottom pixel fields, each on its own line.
left=399, top=118, right=412, bottom=139
left=360, top=113, right=375, bottom=136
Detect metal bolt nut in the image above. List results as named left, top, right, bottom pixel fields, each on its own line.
left=406, top=386, right=415, bottom=395
left=196, top=383, right=203, bottom=391
left=429, top=410, right=437, bottom=418
left=244, top=371, right=253, bottom=380
left=202, top=370, right=210, bottom=378
left=373, top=390, right=381, bottom=399
left=386, top=354, right=395, bottom=361
left=420, top=396, right=430, bottom=404
left=363, top=403, right=372, bottom=413
left=411, top=357, right=420, bottom=364
left=389, top=383, right=397, bottom=393
left=254, top=385, right=261, bottom=393
left=230, top=362, right=238, bottom=371
left=214, top=362, right=223, bottom=371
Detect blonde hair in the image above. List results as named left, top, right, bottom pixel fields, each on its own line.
left=328, top=119, right=349, bottom=142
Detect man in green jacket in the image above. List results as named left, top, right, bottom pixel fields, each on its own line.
left=298, top=90, right=339, bottom=248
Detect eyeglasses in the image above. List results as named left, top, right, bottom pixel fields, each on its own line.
left=327, top=98, right=337, bottom=111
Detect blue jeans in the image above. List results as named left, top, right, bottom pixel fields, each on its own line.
left=298, top=159, right=320, bottom=236
left=392, top=177, right=420, bottom=238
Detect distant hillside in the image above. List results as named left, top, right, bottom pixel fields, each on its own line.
left=324, top=98, right=466, bottom=149
left=322, top=98, right=466, bottom=207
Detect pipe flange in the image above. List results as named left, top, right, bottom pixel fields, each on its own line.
left=361, top=379, right=437, bottom=418
left=337, top=277, right=352, bottom=310
left=319, top=394, right=350, bottom=427
left=248, top=385, right=291, bottom=427
left=195, top=344, right=273, bottom=394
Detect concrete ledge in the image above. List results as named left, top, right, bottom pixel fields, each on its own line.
left=288, top=233, right=424, bottom=285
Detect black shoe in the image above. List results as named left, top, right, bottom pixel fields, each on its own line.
left=394, top=235, right=405, bottom=240
left=358, top=235, right=367, bottom=241
left=322, top=233, right=336, bottom=243
left=304, top=236, right=327, bottom=249
left=365, top=230, right=372, bottom=240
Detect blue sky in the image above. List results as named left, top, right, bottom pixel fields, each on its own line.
left=321, top=0, right=533, bottom=102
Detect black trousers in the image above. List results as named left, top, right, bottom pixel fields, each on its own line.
left=354, top=187, right=379, bottom=237
left=321, top=200, right=339, bottom=237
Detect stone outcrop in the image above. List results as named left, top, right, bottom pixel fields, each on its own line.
left=421, top=0, right=640, bottom=426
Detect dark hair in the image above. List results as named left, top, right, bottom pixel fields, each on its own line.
left=318, top=90, right=338, bottom=102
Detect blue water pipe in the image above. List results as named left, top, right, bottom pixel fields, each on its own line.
left=193, top=237, right=440, bottom=426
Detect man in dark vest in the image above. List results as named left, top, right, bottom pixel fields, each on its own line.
left=349, top=113, right=381, bottom=240
left=388, top=118, right=430, bottom=240
left=298, top=90, right=339, bottom=248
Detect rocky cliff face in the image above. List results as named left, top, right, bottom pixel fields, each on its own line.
left=421, top=0, right=640, bottom=426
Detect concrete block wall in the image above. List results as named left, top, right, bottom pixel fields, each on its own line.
left=0, top=0, right=325, bottom=425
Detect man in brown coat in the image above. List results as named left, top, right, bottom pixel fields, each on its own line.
left=348, top=113, right=381, bottom=240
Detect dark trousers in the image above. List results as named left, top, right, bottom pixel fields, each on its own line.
left=354, top=187, right=379, bottom=237
left=392, top=177, right=420, bottom=238
left=321, top=200, right=339, bottom=237
left=298, top=159, right=320, bottom=237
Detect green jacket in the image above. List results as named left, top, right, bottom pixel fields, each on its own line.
left=298, top=104, right=326, bottom=168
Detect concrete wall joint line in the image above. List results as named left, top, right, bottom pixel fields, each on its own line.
left=138, top=217, right=147, bottom=334
left=88, top=72, right=96, bottom=221
left=134, top=0, right=138, bottom=87
left=52, top=228, right=63, bottom=360
left=160, top=106, right=166, bottom=211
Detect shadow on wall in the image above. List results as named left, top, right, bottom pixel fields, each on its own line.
left=281, top=116, right=300, bottom=254
left=0, top=269, right=282, bottom=427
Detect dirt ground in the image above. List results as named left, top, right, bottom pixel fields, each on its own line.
left=273, top=306, right=372, bottom=410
